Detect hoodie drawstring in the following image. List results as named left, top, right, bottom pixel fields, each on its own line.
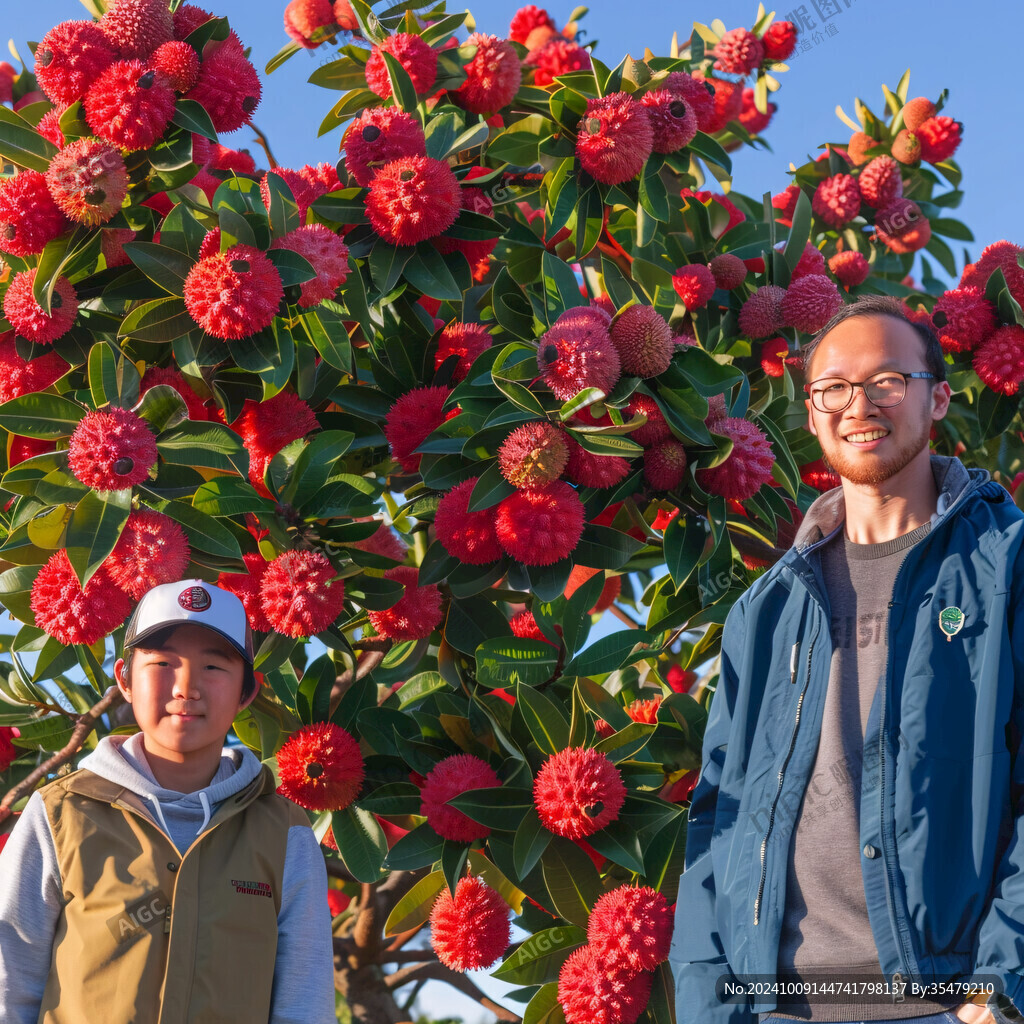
left=148, top=794, right=172, bottom=840
left=198, top=791, right=212, bottom=837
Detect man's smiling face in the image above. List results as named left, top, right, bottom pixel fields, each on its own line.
left=805, top=314, right=951, bottom=487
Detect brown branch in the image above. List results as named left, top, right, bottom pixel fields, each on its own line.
left=0, top=686, right=123, bottom=825
left=610, top=605, right=643, bottom=628
left=249, top=123, right=278, bottom=169
left=385, top=962, right=521, bottom=1022
left=352, top=882, right=381, bottom=966
left=350, top=638, right=393, bottom=653
left=384, top=924, right=425, bottom=953
left=329, top=650, right=385, bottom=716
left=379, top=948, right=438, bottom=964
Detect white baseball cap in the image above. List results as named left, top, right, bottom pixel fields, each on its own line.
left=124, top=579, right=255, bottom=664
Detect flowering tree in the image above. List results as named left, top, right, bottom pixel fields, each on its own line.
left=0, top=1, right=1021, bottom=1022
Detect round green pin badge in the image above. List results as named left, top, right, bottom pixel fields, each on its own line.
left=939, top=606, right=965, bottom=641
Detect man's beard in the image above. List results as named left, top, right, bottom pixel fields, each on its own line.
left=818, top=418, right=932, bottom=486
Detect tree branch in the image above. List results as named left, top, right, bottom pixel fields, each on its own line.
left=0, top=686, right=123, bottom=825
left=379, top=948, right=437, bottom=964
left=385, top=962, right=521, bottom=1022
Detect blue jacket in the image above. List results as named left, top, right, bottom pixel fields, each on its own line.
left=670, top=457, right=1024, bottom=1023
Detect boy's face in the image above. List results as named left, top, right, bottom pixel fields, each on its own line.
left=114, top=623, right=254, bottom=766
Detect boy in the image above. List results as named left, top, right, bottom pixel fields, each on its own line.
left=0, top=579, right=335, bottom=1023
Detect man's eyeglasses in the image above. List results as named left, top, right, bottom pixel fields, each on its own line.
left=804, top=370, right=937, bottom=413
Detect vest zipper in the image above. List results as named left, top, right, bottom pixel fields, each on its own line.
left=754, top=633, right=816, bottom=926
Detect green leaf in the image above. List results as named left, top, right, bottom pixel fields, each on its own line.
left=0, top=393, right=85, bottom=439
left=783, top=189, right=813, bottom=272
left=308, top=55, right=370, bottom=92
left=331, top=805, right=388, bottom=882
left=64, top=488, right=132, bottom=587
left=171, top=98, right=218, bottom=141
left=467, top=460, right=516, bottom=512
left=132, top=383, right=188, bottom=433
left=263, top=173, right=301, bottom=238
left=383, top=870, right=446, bottom=937
left=448, top=787, right=534, bottom=830
left=369, top=241, right=412, bottom=293
left=157, top=421, right=249, bottom=477
left=522, top=983, right=566, bottom=1024
left=638, top=154, right=670, bottom=222
left=664, top=514, right=707, bottom=590
left=88, top=342, right=141, bottom=411
left=515, top=683, right=570, bottom=755
left=266, top=247, right=317, bottom=286
left=687, top=131, right=732, bottom=174
left=119, top=297, right=195, bottom=343
left=403, top=249, right=465, bottom=301
left=475, top=638, right=558, bottom=689
left=296, top=654, right=336, bottom=724
left=584, top=819, right=645, bottom=874
left=0, top=104, right=59, bottom=171
left=493, top=924, right=586, bottom=985
left=541, top=251, right=585, bottom=324
left=572, top=524, right=646, bottom=570
left=122, top=242, right=194, bottom=295
left=487, top=115, right=553, bottom=165
left=562, top=629, right=657, bottom=677
left=384, top=821, right=446, bottom=871
left=301, top=309, right=352, bottom=372
left=512, top=808, right=552, bottom=880
left=380, top=50, right=419, bottom=112
left=141, top=493, right=243, bottom=560
left=33, top=228, right=103, bottom=314
left=540, top=840, right=603, bottom=927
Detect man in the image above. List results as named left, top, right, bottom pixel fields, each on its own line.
left=670, top=296, right=1024, bottom=1024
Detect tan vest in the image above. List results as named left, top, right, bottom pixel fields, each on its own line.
left=36, top=766, right=311, bottom=1024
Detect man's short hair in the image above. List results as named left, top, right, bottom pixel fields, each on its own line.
left=801, top=294, right=946, bottom=382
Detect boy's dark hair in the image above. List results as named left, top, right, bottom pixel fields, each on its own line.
left=801, top=294, right=946, bottom=382
left=123, top=625, right=257, bottom=702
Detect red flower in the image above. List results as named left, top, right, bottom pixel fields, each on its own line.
left=534, top=746, right=626, bottom=838
left=691, top=72, right=743, bottom=134
left=564, top=439, right=630, bottom=489
left=4, top=270, right=78, bottom=346
left=790, top=242, right=827, bottom=281
left=435, top=322, right=493, bottom=382
left=974, top=325, right=1024, bottom=396
left=272, top=225, right=350, bottom=308
left=558, top=945, right=653, bottom=1024
left=384, top=385, right=453, bottom=473
left=873, top=198, right=931, bottom=254
left=0, top=727, right=19, bottom=772
left=857, top=155, right=902, bottom=209
left=565, top=565, right=620, bottom=613
left=365, top=32, right=438, bottom=97
left=46, top=139, right=128, bottom=227
left=105, top=509, right=190, bottom=600
left=665, top=664, right=697, bottom=692
left=420, top=753, right=501, bottom=842
left=588, top=885, right=673, bottom=971
left=184, top=244, right=284, bottom=340
left=576, top=92, right=654, bottom=186
left=713, top=27, right=764, bottom=75
left=343, top=107, right=426, bottom=188
left=931, top=286, right=997, bottom=354
left=283, top=0, right=336, bottom=48
left=185, top=34, right=261, bottom=133
left=697, top=417, right=776, bottom=501
left=454, top=33, right=521, bottom=114
left=349, top=520, right=408, bottom=562
left=610, top=305, right=673, bottom=377
left=231, top=392, right=318, bottom=495
left=537, top=310, right=621, bottom=401
left=495, top=481, right=585, bottom=565
left=643, top=439, right=688, bottom=491
left=639, top=89, right=698, bottom=154
left=218, top=552, right=273, bottom=632
left=916, top=115, right=962, bottom=164
left=0, top=334, right=68, bottom=404
left=260, top=550, right=346, bottom=638
left=510, top=609, right=556, bottom=645
left=434, top=477, right=503, bottom=564
left=627, top=395, right=671, bottom=446
left=260, top=164, right=341, bottom=225
left=37, top=111, right=66, bottom=149
left=828, top=250, right=871, bottom=288
left=526, top=39, right=591, bottom=87
left=151, top=41, right=201, bottom=93
left=661, top=71, right=716, bottom=134
left=429, top=876, right=511, bottom=972
left=961, top=241, right=1024, bottom=306
left=708, top=253, right=747, bottom=291
left=366, top=566, right=443, bottom=641
left=327, top=888, right=351, bottom=916
left=771, top=183, right=800, bottom=227
left=99, top=0, right=173, bottom=58
left=0, top=171, right=68, bottom=258
left=762, top=20, right=797, bottom=61
left=84, top=60, right=176, bottom=152
left=812, top=173, right=861, bottom=228
left=672, top=264, right=717, bottom=312
left=277, top=722, right=364, bottom=811
left=781, top=274, right=843, bottom=334
left=31, top=550, right=133, bottom=645
left=509, top=5, right=555, bottom=44
left=365, top=156, right=461, bottom=247
left=68, top=408, right=157, bottom=490
left=173, top=4, right=215, bottom=39
left=34, top=21, right=116, bottom=107
left=801, top=457, right=840, bottom=492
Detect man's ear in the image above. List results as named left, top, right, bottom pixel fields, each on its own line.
left=805, top=398, right=818, bottom=436
left=114, top=658, right=130, bottom=701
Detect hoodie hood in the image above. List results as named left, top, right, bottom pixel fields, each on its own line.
left=792, top=455, right=985, bottom=551
left=80, top=733, right=264, bottom=853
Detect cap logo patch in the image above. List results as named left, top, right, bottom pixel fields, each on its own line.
left=178, top=586, right=212, bottom=611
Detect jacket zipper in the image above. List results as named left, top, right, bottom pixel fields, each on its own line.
left=754, top=633, right=816, bottom=925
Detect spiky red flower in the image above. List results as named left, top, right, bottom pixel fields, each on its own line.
left=790, top=242, right=827, bottom=281
left=4, top=270, right=78, bottom=345
left=84, top=60, right=176, bottom=152
left=829, top=250, right=870, bottom=288
left=46, top=139, right=128, bottom=227
left=644, top=439, right=688, bottom=491
left=537, top=312, right=621, bottom=401
left=576, top=92, right=654, bottom=186
left=420, top=754, right=502, bottom=842
left=365, top=32, right=438, bottom=98
left=706, top=253, right=746, bottom=292
left=771, top=183, right=800, bottom=227
left=454, top=33, right=521, bottom=114
left=430, top=876, right=511, bottom=972
left=961, top=241, right=1024, bottom=305
left=672, top=265, right=717, bottom=312
left=628, top=394, right=671, bottom=446
left=509, top=5, right=555, bottom=43
left=67, top=407, right=157, bottom=490
left=434, top=477, right=503, bottom=564
left=610, top=305, right=673, bottom=378
left=37, top=110, right=66, bottom=149
left=151, top=40, right=201, bottom=92
left=272, top=224, right=350, bottom=308
left=565, top=440, right=631, bottom=489
left=781, top=274, right=843, bottom=334
left=31, top=550, right=133, bottom=645
left=367, top=566, right=443, bottom=641
left=691, top=72, right=743, bottom=134
left=260, top=164, right=340, bottom=225
left=0, top=335, right=68, bottom=404
left=365, top=155, right=461, bottom=247
left=640, top=89, right=698, bottom=154
left=874, top=198, right=930, bottom=254
left=916, top=116, right=962, bottom=164
left=713, top=27, right=764, bottom=75
left=343, top=107, right=426, bottom=187
left=186, top=34, right=262, bottom=133
left=435, top=322, right=492, bottom=382
left=284, top=0, right=336, bottom=48
left=661, top=71, right=716, bottom=134
left=218, top=552, right=273, bottom=632
left=384, top=385, right=453, bottom=473
left=812, top=173, right=861, bottom=228
left=510, top=609, right=556, bottom=644
left=184, top=244, right=284, bottom=340
left=349, top=520, right=408, bottom=562
left=232, top=392, right=318, bottom=495
left=588, top=885, right=673, bottom=972
left=100, top=0, right=173, bottom=58
left=34, top=21, right=116, bottom=107
left=558, top=945, right=653, bottom=1024
left=277, top=722, right=364, bottom=811
left=738, top=285, right=786, bottom=339
left=565, top=565, right=621, bottom=613
left=495, top=480, right=585, bottom=565
left=534, top=746, right=625, bottom=838
left=105, top=509, right=190, bottom=600
left=857, top=155, right=902, bottom=209
left=974, top=326, right=1024, bottom=396
left=173, top=4, right=214, bottom=39
left=625, top=695, right=662, bottom=724
left=526, top=39, right=592, bottom=87
left=931, top=286, right=997, bottom=354
left=761, top=337, right=789, bottom=377
left=0, top=727, right=19, bottom=772
left=260, top=550, right=346, bottom=638
left=205, top=143, right=257, bottom=174
left=697, top=417, right=775, bottom=500
left=0, top=171, right=68, bottom=257
left=498, top=421, right=568, bottom=489
left=762, top=20, right=798, bottom=61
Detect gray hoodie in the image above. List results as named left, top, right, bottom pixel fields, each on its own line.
left=0, top=733, right=335, bottom=1024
